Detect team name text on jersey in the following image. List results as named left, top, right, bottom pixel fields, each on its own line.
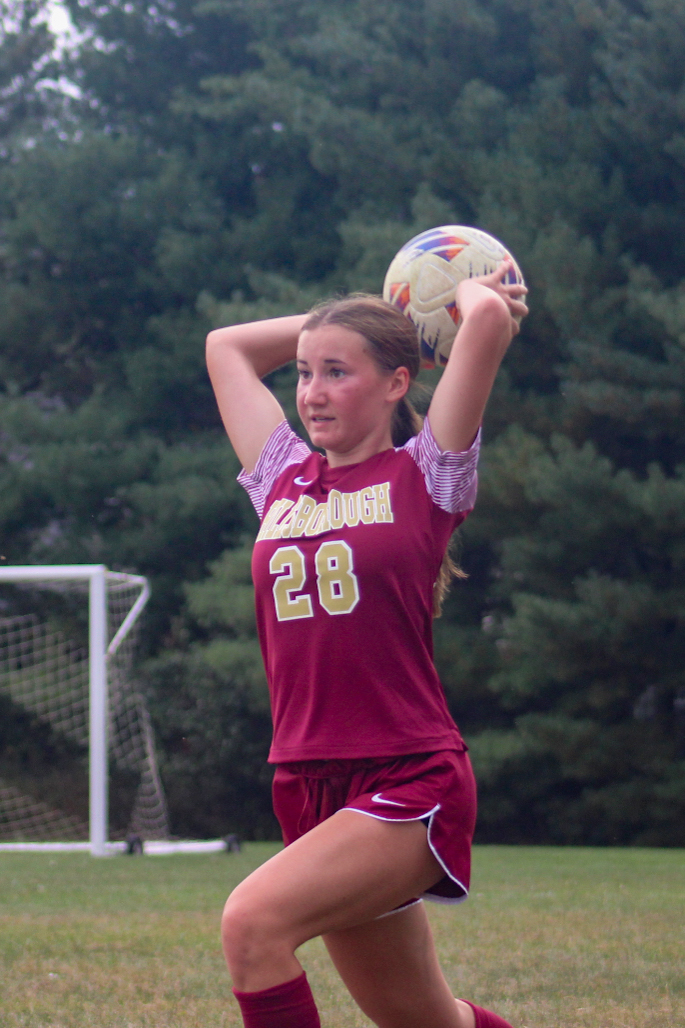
left=256, top=482, right=394, bottom=542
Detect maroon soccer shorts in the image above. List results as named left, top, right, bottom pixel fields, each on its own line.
left=272, top=749, right=477, bottom=904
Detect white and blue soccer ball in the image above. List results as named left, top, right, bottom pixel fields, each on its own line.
left=383, top=225, right=525, bottom=367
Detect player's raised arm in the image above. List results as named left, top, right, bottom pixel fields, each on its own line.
left=206, top=314, right=307, bottom=472
left=427, top=262, right=528, bottom=453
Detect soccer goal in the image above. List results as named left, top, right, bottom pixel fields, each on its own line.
left=0, top=565, right=169, bottom=855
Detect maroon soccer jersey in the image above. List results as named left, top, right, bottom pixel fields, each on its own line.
left=239, top=419, right=479, bottom=762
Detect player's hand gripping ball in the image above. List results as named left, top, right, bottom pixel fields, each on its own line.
left=383, top=225, right=526, bottom=367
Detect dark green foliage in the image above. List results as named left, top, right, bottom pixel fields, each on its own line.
left=464, top=429, right=685, bottom=845
left=143, top=544, right=277, bottom=838
left=143, top=650, right=277, bottom=839
left=0, top=0, right=56, bottom=143
left=1, top=0, right=684, bottom=841
left=0, top=692, right=89, bottom=828
left=62, top=0, right=256, bottom=139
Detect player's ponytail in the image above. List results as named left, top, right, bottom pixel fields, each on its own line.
left=392, top=395, right=423, bottom=447
left=433, top=533, right=468, bottom=617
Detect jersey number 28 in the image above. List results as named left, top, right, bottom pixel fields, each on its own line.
left=270, top=542, right=360, bottom=620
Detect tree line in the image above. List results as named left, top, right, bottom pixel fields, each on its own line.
left=1, top=0, right=684, bottom=843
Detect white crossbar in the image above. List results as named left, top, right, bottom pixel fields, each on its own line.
left=0, top=565, right=107, bottom=581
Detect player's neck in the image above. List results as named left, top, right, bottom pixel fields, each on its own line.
left=325, top=426, right=394, bottom=467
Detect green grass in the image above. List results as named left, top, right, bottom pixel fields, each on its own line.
left=0, top=845, right=683, bottom=1027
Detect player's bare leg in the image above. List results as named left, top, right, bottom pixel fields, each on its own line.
left=222, top=809, right=453, bottom=999
left=324, top=901, right=474, bottom=1028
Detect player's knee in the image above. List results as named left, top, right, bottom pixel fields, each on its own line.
left=221, top=892, right=262, bottom=964
left=221, top=890, right=284, bottom=975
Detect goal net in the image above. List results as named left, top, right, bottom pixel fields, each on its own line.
left=0, top=565, right=169, bottom=853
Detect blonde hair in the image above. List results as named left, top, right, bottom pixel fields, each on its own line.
left=302, top=293, right=465, bottom=615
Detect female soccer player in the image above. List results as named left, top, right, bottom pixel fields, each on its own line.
left=206, top=262, right=528, bottom=1028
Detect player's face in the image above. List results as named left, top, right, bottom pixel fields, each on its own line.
left=296, top=324, right=408, bottom=466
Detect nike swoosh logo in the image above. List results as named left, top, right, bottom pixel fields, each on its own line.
left=294, top=476, right=314, bottom=486
left=371, top=792, right=406, bottom=807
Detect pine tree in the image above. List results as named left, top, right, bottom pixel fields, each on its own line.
left=2, top=0, right=685, bottom=840
left=0, top=0, right=55, bottom=144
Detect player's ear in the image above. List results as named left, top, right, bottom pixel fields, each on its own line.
left=387, top=366, right=410, bottom=401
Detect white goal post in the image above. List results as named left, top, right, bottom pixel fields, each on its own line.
left=0, top=564, right=164, bottom=856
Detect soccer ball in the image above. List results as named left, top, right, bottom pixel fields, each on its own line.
left=383, top=225, right=525, bottom=367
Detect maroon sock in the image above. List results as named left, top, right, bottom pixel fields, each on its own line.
left=233, top=971, right=321, bottom=1028
left=463, top=1000, right=514, bottom=1028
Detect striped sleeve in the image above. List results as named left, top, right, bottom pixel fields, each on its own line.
left=237, top=420, right=311, bottom=519
left=401, top=417, right=480, bottom=514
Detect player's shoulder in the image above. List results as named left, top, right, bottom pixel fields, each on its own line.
left=238, top=420, right=312, bottom=519
left=397, top=418, right=480, bottom=515
left=396, top=417, right=437, bottom=458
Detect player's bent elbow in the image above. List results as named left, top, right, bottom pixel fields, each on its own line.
left=463, top=293, right=512, bottom=350
left=206, top=325, right=237, bottom=359
left=206, top=327, right=224, bottom=367
left=470, top=289, right=509, bottom=322
left=205, top=327, right=251, bottom=380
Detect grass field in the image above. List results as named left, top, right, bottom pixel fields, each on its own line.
left=0, top=845, right=683, bottom=1028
